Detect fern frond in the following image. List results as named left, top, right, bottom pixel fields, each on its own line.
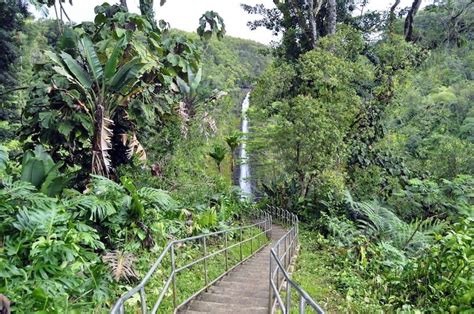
left=349, top=198, right=439, bottom=253
left=66, top=195, right=117, bottom=221
left=138, top=187, right=175, bottom=211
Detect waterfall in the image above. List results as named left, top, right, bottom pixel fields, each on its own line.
left=239, top=92, right=252, bottom=197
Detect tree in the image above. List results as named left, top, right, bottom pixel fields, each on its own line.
left=209, top=144, right=227, bottom=173
left=225, top=133, right=240, bottom=174
left=413, top=0, right=474, bottom=48
left=0, top=0, right=29, bottom=117
left=250, top=28, right=372, bottom=200
left=327, top=0, right=337, bottom=35
left=388, top=0, right=401, bottom=33
left=243, top=0, right=370, bottom=59
left=242, top=0, right=318, bottom=58
left=139, top=0, right=156, bottom=27
left=404, top=0, right=423, bottom=42
left=119, top=0, right=128, bottom=10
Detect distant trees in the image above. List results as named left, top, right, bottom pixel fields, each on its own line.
left=0, top=0, right=29, bottom=140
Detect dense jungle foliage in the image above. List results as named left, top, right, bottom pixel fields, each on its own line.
left=0, top=0, right=270, bottom=312
left=246, top=0, right=473, bottom=312
left=0, top=0, right=473, bottom=313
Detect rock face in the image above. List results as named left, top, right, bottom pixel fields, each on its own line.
left=179, top=224, right=288, bottom=314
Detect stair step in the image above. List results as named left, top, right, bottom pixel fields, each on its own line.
left=187, top=300, right=267, bottom=313
left=177, top=224, right=296, bottom=314
left=223, top=274, right=265, bottom=283
left=199, top=293, right=267, bottom=307
left=207, top=286, right=268, bottom=298
left=216, top=280, right=268, bottom=290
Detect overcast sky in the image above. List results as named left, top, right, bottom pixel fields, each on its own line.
left=43, top=0, right=430, bottom=44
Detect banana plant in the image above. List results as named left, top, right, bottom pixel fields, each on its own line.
left=46, top=33, right=157, bottom=177
left=22, top=5, right=227, bottom=181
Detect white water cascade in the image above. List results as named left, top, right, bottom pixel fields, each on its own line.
left=239, top=92, right=252, bottom=197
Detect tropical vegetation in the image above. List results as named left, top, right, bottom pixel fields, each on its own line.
left=0, top=0, right=472, bottom=313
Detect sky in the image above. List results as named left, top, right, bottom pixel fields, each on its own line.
left=42, top=0, right=430, bottom=44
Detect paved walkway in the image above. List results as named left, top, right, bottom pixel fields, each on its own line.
left=179, top=224, right=287, bottom=313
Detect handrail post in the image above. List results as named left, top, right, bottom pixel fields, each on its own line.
left=276, top=243, right=281, bottom=288
left=240, top=227, right=243, bottom=261
left=257, top=222, right=260, bottom=249
left=299, top=295, right=306, bottom=314
left=250, top=231, right=253, bottom=254
left=286, top=279, right=291, bottom=313
left=171, top=244, right=177, bottom=309
left=269, top=254, right=273, bottom=313
left=203, top=237, right=209, bottom=288
left=224, top=231, right=228, bottom=271
left=139, top=287, right=147, bottom=313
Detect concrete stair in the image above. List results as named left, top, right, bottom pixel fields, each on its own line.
left=178, top=224, right=287, bottom=313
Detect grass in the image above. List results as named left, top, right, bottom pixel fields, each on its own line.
left=287, top=229, right=384, bottom=313
left=120, top=226, right=269, bottom=313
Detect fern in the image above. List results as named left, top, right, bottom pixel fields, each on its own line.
left=197, top=208, right=218, bottom=229
left=138, top=187, right=175, bottom=211
left=65, top=194, right=117, bottom=222
left=349, top=198, right=442, bottom=254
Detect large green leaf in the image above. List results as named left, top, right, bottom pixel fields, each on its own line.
left=190, top=67, right=202, bottom=91
left=104, top=37, right=127, bottom=80
left=109, top=59, right=145, bottom=93
left=0, top=146, right=8, bottom=171
left=176, top=76, right=190, bottom=94
left=40, top=164, right=69, bottom=197
left=45, top=50, right=63, bottom=66
left=21, top=159, right=46, bottom=188
left=60, top=52, right=93, bottom=89
left=80, top=36, right=103, bottom=83
left=32, top=145, right=55, bottom=174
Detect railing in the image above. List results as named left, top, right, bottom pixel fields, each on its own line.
left=268, top=206, right=325, bottom=314
left=110, top=211, right=272, bottom=314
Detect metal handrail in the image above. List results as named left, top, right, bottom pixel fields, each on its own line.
left=111, top=211, right=272, bottom=314
left=267, top=206, right=325, bottom=314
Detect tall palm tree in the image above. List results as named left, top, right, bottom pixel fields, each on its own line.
left=225, top=133, right=240, bottom=174
left=208, top=145, right=227, bottom=173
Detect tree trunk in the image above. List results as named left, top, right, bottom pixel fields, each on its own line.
left=139, top=0, right=156, bottom=28
left=404, top=0, right=422, bottom=42
left=308, top=0, right=323, bottom=48
left=327, top=0, right=337, bottom=35
left=92, top=105, right=113, bottom=177
left=120, top=0, right=128, bottom=10
left=389, top=0, right=401, bottom=34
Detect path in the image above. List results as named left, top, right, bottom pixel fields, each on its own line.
left=179, top=224, right=288, bottom=313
